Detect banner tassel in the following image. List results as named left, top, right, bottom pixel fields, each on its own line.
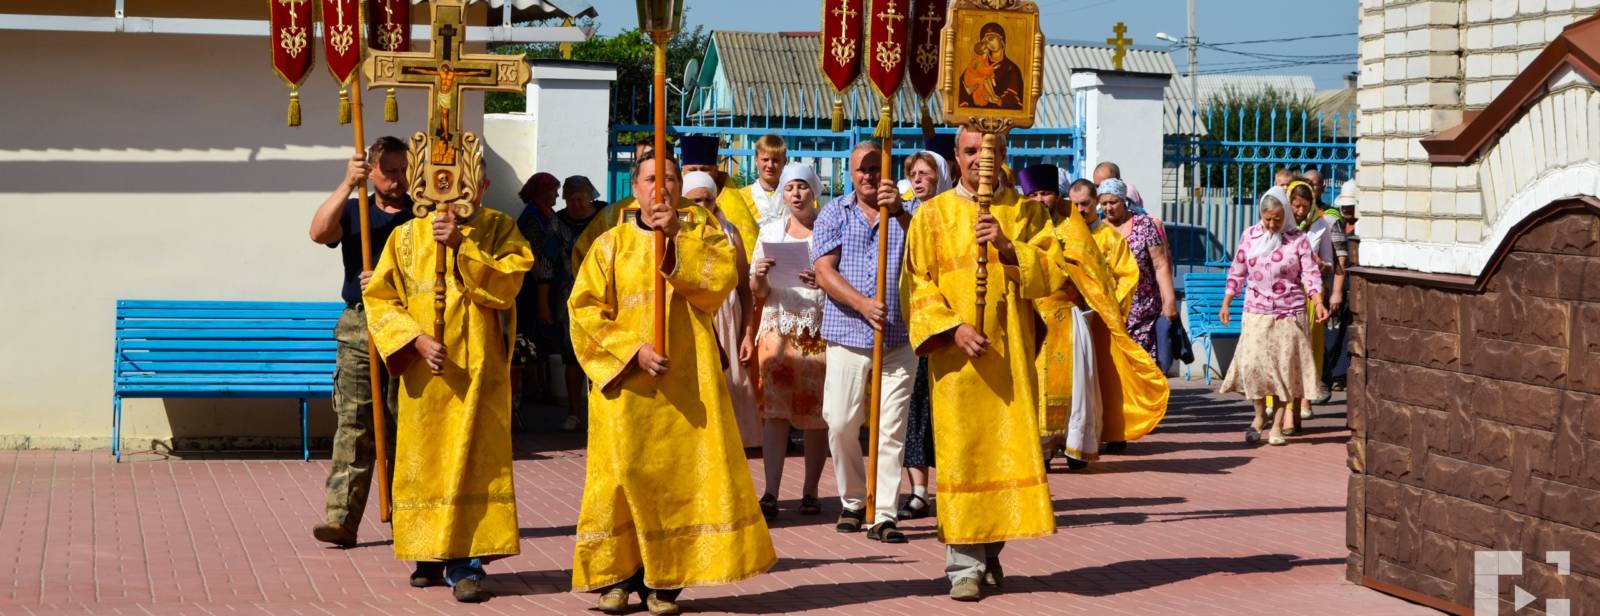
left=384, top=88, right=399, bottom=123
left=338, top=87, right=352, bottom=125
left=874, top=103, right=893, bottom=141
left=920, top=98, right=935, bottom=143
left=831, top=95, right=845, bottom=133
left=288, top=90, right=301, bottom=127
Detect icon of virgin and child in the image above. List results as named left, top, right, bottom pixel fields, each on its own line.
left=959, top=22, right=1024, bottom=110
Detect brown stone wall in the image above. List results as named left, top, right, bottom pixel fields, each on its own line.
left=1348, top=209, right=1600, bottom=614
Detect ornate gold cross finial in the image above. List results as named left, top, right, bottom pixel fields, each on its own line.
left=1106, top=21, right=1132, bottom=70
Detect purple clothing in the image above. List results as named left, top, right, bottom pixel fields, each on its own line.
left=1121, top=214, right=1165, bottom=359
left=1227, top=224, right=1323, bottom=318
left=811, top=193, right=917, bottom=350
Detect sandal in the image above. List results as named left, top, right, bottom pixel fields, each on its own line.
left=799, top=494, right=821, bottom=515
left=758, top=493, right=778, bottom=521
left=867, top=521, right=908, bottom=543
left=897, top=493, right=930, bottom=520
left=1269, top=433, right=1288, bottom=446
left=835, top=507, right=865, bottom=533
left=1244, top=428, right=1261, bottom=444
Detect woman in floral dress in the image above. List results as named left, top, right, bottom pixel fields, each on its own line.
left=741, top=163, right=829, bottom=520
left=1099, top=178, right=1176, bottom=362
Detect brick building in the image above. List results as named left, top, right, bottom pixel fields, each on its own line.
left=1347, top=0, right=1600, bottom=613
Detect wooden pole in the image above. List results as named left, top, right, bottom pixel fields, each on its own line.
left=348, top=82, right=392, bottom=523
left=651, top=33, right=669, bottom=354
left=864, top=102, right=893, bottom=524
left=974, top=131, right=996, bottom=333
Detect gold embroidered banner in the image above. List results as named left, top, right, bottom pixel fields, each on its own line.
left=321, top=0, right=363, bottom=124
left=819, top=0, right=864, bottom=131
left=269, top=0, right=315, bottom=125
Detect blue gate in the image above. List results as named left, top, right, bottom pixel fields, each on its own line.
left=606, top=84, right=1082, bottom=203
left=1162, top=106, right=1358, bottom=264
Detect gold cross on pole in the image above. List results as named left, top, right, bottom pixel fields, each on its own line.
left=363, top=0, right=529, bottom=208
left=1106, top=21, right=1132, bottom=70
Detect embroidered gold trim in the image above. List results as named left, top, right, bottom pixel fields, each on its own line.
left=575, top=513, right=766, bottom=544
left=937, top=475, right=1048, bottom=494
left=392, top=493, right=517, bottom=511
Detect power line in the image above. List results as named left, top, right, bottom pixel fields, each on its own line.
left=1039, top=0, right=1118, bottom=17
left=1206, top=32, right=1357, bottom=46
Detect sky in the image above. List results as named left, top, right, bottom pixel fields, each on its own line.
left=578, top=0, right=1360, bottom=90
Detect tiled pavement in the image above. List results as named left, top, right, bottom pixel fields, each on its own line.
left=0, top=381, right=1438, bottom=615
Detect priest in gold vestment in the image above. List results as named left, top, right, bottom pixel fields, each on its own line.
left=568, top=155, right=775, bottom=616
left=363, top=176, right=535, bottom=604
left=1036, top=178, right=1160, bottom=469
left=904, top=129, right=1057, bottom=601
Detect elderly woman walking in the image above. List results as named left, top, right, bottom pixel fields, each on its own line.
left=1098, top=178, right=1176, bottom=363
left=1218, top=188, right=1328, bottom=446
left=740, top=163, right=829, bottom=520
left=895, top=150, right=953, bottom=520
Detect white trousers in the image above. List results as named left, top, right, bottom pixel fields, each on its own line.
left=822, top=343, right=916, bottom=525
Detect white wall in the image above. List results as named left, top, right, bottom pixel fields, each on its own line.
left=1071, top=71, right=1169, bottom=220
left=0, top=30, right=497, bottom=448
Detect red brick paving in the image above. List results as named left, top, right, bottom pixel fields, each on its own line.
left=0, top=381, right=1438, bottom=615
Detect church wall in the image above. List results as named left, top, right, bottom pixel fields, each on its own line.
left=0, top=29, right=491, bottom=450
left=1354, top=0, right=1599, bottom=275
left=1346, top=205, right=1600, bottom=613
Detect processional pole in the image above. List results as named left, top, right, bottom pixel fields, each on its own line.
left=638, top=0, right=685, bottom=355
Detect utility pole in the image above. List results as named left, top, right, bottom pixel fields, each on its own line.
left=1187, top=0, right=1199, bottom=212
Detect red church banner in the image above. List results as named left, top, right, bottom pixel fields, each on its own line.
left=269, top=0, right=315, bottom=125
left=865, top=0, right=911, bottom=99
left=367, top=0, right=411, bottom=52
left=819, top=0, right=863, bottom=131
left=908, top=0, right=947, bottom=99
left=322, top=0, right=362, bottom=123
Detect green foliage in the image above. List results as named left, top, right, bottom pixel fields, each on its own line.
left=485, top=16, right=711, bottom=143
left=1190, top=86, right=1335, bottom=190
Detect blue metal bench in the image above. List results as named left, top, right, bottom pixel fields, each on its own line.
left=113, top=300, right=344, bottom=461
left=1182, top=273, right=1245, bottom=384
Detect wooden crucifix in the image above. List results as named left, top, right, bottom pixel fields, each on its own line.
left=362, top=0, right=530, bottom=372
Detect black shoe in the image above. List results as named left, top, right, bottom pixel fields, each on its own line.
left=897, top=493, right=931, bottom=520
left=1065, top=456, right=1088, bottom=471
left=835, top=507, right=865, bottom=533
left=410, top=562, right=445, bottom=588
left=452, top=578, right=488, bottom=603
left=1102, top=441, right=1127, bottom=453
left=758, top=493, right=778, bottom=521
left=867, top=521, right=908, bottom=543
left=799, top=494, right=821, bottom=515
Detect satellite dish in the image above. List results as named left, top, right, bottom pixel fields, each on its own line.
left=682, top=57, right=701, bottom=88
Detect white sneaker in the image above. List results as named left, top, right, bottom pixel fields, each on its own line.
left=561, top=415, right=580, bottom=432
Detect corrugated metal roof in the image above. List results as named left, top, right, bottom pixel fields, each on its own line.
left=696, top=31, right=1204, bottom=134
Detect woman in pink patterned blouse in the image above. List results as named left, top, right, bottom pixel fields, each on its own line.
left=1217, top=189, right=1329, bottom=446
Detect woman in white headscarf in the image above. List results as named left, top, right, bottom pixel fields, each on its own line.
left=1217, top=189, right=1327, bottom=446
left=896, top=149, right=952, bottom=520
left=685, top=171, right=763, bottom=448
left=739, top=162, right=828, bottom=520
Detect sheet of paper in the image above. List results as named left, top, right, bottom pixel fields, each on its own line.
left=759, top=241, right=812, bottom=290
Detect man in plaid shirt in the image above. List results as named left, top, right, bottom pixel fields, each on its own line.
left=811, top=141, right=919, bottom=544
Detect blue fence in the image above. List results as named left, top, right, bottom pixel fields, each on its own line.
left=606, top=84, right=1083, bottom=203
left=1163, top=107, right=1358, bottom=263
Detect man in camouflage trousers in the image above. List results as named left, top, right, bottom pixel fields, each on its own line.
left=306, top=136, right=413, bottom=547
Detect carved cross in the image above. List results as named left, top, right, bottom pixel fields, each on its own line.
left=364, top=0, right=528, bottom=205
left=1105, top=21, right=1132, bottom=71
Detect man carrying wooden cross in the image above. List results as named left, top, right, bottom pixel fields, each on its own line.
left=307, top=136, right=413, bottom=548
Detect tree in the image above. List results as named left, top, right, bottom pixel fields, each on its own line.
left=486, top=16, right=711, bottom=144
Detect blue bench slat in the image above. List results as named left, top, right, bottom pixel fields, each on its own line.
left=117, top=351, right=336, bottom=362
left=119, top=373, right=330, bottom=383
left=117, top=300, right=345, bottom=311
left=117, top=319, right=339, bottom=330
left=116, top=340, right=337, bottom=351
left=114, top=329, right=335, bottom=340
left=118, top=361, right=335, bottom=374
left=117, top=385, right=330, bottom=396
left=117, top=309, right=344, bottom=320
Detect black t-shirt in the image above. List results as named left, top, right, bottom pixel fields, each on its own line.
left=327, top=196, right=414, bottom=307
